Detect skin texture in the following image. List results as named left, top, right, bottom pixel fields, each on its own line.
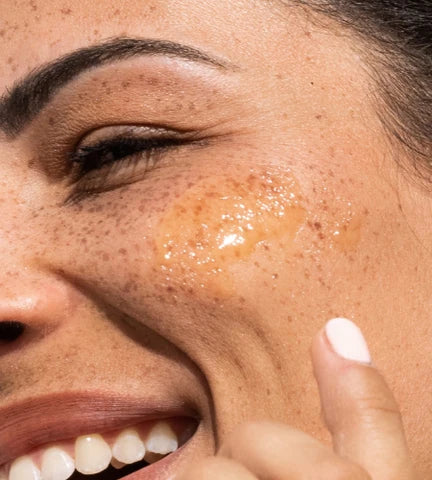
left=0, top=0, right=431, bottom=477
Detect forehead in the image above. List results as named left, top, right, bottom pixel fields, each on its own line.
left=1, top=0, right=288, bottom=85
left=0, top=0, right=372, bottom=151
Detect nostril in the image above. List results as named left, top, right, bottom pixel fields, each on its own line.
left=0, top=321, right=26, bottom=343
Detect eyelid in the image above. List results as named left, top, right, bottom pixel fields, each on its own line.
left=66, top=124, right=199, bottom=172
left=63, top=127, right=211, bottom=205
left=74, top=125, right=184, bottom=148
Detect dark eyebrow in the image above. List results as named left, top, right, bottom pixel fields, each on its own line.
left=0, top=37, right=231, bottom=138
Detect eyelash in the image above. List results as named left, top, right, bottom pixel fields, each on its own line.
left=65, top=135, right=186, bottom=204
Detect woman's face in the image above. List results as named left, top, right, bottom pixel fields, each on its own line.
left=1, top=0, right=431, bottom=477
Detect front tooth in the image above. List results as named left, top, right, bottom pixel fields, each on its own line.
left=112, top=429, right=146, bottom=464
left=41, top=447, right=75, bottom=480
left=9, top=456, right=41, bottom=480
left=145, top=422, right=178, bottom=455
left=75, top=434, right=112, bottom=475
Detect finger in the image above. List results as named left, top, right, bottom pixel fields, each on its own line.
left=176, top=456, right=257, bottom=480
left=218, top=421, right=370, bottom=480
left=312, top=317, right=416, bottom=479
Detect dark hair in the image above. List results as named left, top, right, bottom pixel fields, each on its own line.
left=294, top=1, right=432, bottom=185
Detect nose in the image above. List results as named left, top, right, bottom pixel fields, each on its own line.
left=0, top=321, right=26, bottom=342
left=0, top=142, right=77, bottom=355
left=0, top=273, right=77, bottom=355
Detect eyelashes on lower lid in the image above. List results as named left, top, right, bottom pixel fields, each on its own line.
left=65, top=135, right=186, bottom=204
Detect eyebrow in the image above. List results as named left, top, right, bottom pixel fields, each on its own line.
left=0, top=37, right=231, bottom=138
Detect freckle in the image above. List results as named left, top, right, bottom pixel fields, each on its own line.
left=119, top=248, right=127, bottom=255
left=93, top=29, right=99, bottom=35
left=114, top=8, right=120, bottom=15
left=60, top=7, right=72, bottom=15
left=315, top=114, right=322, bottom=120
left=121, top=81, right=131, bottom=88
left=102, top=253, right=110, bottom=261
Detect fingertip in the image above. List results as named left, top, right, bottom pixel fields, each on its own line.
left=324, top=318, right=372, bottom=365
left=311, top=318, right=373, bottom=388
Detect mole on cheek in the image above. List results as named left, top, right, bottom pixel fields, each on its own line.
left=155, top=168, right=306, bottom=294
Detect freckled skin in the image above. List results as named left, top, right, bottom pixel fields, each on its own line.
left=1, top=1, right=432, bottom=478
left=156, top=168, right=305, bottom=294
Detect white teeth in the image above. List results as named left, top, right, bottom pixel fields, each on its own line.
left=6, top=421, right=181, bottom=479
left=145, top=422, right=178, bottom=455
left=75, top=434, right=112, bottom=475
left=112, top=429, right=146, bottom=465
left=9, top=456, right=41, bottom=480
left=41, top=447, right=75, bottom=480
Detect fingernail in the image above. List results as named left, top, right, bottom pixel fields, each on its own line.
left=325, top=318, right=372, bottom=364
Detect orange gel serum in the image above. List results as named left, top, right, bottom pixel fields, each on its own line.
left=155, top=168, right=306, bottom=293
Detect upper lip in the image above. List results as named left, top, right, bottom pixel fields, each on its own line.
left=0, top=391, right=198, bottom=467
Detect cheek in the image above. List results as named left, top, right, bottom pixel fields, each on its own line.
left=153, top=166, right=306, bottom=296
left=45, top=158, right=366, bottom=321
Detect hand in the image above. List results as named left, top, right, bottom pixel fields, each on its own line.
left=177, top=318, right=418, bottom=480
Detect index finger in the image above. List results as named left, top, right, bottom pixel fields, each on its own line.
left=312, top=318, right=417, bottom=479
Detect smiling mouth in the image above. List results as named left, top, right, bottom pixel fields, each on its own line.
left=0, top=386, right=204, bottom=480
left=2, top=416, right=198, bottom=480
